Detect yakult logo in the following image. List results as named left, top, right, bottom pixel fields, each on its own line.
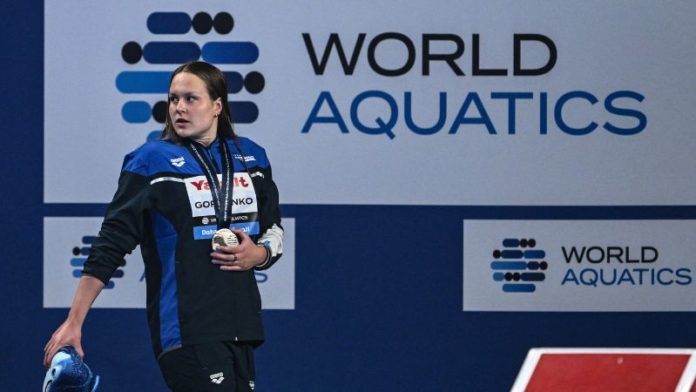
left=190, top=177, right=250, bottom=191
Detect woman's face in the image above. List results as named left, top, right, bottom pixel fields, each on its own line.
left=168, top=72, right=222, bottom=144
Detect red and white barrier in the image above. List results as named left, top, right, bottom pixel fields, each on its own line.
left=512, top=348, right=696, bottom=392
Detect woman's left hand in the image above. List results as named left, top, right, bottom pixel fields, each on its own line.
left=211, top=229, right=267, bottom=271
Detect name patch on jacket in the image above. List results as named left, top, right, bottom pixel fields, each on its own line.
left=184, top=173, right=260, bottom=239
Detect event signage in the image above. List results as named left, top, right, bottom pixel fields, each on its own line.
left=45, top=1, right=696, bottom=205
left=44, top=217, right=296, bottom=309
left=463, top=220, right=696, bottom=311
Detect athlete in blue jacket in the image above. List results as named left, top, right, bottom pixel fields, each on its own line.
left=45, top=61, right=283, bottom=392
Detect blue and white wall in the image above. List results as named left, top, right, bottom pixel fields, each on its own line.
left=3, top=1, right=696, bottom=390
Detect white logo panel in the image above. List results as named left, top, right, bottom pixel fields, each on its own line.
left=463, top=220, right=696, bottom=312
left=45, top=1, right=696, bottom=206
left=44, top=217, right=296, bottom=309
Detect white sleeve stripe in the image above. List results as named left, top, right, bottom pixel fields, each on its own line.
left=149, top=176, right=185, bottom=185
left=257, top=224, right=283, bottom=258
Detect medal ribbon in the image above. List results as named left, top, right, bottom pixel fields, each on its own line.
left=186, top=137, right=234, bottom=230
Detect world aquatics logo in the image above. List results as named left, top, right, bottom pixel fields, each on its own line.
left=116, top=11, right=265, bottom=141
left=490, top=238, right=547, bottom=293
left=69, top=235, right=124, bottom=289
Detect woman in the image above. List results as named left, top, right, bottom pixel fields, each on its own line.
left=44, top=61, right=284, bottom=391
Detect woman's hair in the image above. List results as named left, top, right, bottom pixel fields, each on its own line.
left=161, top=61, right=236, bottom=142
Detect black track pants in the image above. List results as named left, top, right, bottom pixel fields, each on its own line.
left=158, top=342, right=256, bottom=391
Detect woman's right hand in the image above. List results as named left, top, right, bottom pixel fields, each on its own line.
left=44, top=319, right=84, bottom=368
left=42, top=275, right=106, bottom=368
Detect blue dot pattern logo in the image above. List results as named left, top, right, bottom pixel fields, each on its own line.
left=490, top=238, right=547, bottom=293
left=70, top=236, right=123, bottom=289
left=116, top=11, right=265, bottom=141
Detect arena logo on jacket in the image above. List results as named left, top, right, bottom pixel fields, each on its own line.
left=184, top=173, right=260, bottom=240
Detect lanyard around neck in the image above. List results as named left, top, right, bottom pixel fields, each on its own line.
left=186, top=137, right=234, bottom=229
